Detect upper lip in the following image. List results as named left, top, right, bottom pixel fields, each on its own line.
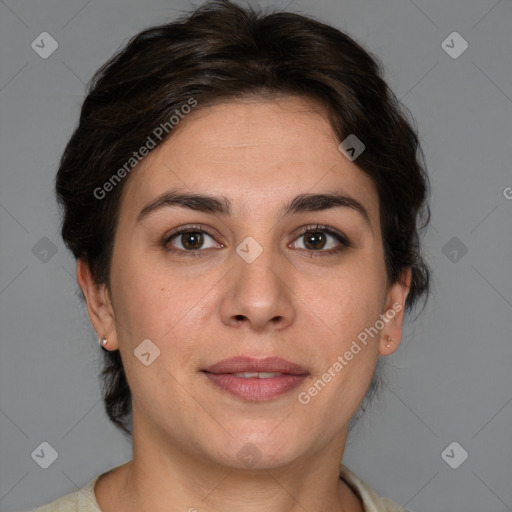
left=203, top=356, right=308, bottom=375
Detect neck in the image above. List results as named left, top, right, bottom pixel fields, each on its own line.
left=98, top=413, right=363, bottom=512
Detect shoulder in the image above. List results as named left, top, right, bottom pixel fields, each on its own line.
left=340, top=464, right=413, bottom=512
left=31, top=475, right=101, bottom=512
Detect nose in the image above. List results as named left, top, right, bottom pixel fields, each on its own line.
left=218, top=241, right=296, bottom=333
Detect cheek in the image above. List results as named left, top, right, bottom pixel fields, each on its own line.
left=305, top=256, right=387, bottom=344
left=297, top=255, right=386, bottom=416
left=110, top=249, right=215, bottom=372
left=110, top=242, right=179, bottom=330
left=300, top=272, right=383, bottom=424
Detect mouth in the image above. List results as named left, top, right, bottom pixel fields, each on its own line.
left=201, top=356, right=309, bottom=402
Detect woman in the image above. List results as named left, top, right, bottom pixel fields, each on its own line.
left=33, top=0, right=430, bottom=510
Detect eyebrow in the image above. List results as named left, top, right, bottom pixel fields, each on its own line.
left=136, top=188, right=372, bottom=229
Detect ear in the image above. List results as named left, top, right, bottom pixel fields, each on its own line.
left=379, top=268, right=412, bottom=356
left=76, top=258, right=119, bottom=350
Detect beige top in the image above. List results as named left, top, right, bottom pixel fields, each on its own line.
left=32, top=463, right=411, bottom=512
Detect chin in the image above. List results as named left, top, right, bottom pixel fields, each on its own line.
left=205, top=428, right=303, bottom=470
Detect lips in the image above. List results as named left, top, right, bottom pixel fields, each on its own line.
left=202, top=356, right=308, bottom=401
left=203, top=356, right=308, bottom=375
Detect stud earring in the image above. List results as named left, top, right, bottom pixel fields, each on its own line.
left=99, top=336, right=108, bottom=348
left=385, top=336, right=394, bottom=348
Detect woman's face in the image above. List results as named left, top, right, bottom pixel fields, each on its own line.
left=85, top=97, right=409, bottom=469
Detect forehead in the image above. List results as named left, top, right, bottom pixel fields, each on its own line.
left=120, top=97, right=379, bottom=225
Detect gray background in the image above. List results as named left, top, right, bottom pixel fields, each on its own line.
left=1, top=0, right=511, bottom=511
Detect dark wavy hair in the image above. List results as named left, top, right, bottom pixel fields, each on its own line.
left=56, top=0, right=430, bottom=437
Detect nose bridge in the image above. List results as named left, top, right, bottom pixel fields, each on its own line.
left=220, top=230, right=295, bottom=331
left=235, top=232, right=281, bottom=301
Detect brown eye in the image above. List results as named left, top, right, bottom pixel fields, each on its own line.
left=179, top=231, right=204, bottom=250
left=292, top=226, right=350, bottom=255
left=303, top=231, right=327, bottom=250
left=164, top=228, right=218, bottom=253
left=162, top=224, right=349, bottom=258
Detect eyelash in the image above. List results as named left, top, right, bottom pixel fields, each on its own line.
left=161, top=223, right=351, bottom=258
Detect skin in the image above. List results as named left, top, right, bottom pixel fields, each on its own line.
left=78, top=96, right=411, bottom=512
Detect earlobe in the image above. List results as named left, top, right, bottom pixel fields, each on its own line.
left=76, top=258, right=118, bottom=350
left=385, top=336, right=394, bottom=348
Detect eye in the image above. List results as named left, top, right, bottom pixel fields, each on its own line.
left=162, top=223, right=350, bottom=257
left=290, top=224, right=350, bottom=256
left=163, top=225, right=221, bottom=255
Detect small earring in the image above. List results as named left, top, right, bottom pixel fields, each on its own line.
left=99, top=336, right=108, bottom=348
left=385, top=336, right=394, bottom=348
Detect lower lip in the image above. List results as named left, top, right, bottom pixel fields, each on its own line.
left=203, top=373, right=308, bottom=401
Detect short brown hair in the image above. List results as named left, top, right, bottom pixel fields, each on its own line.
left=56, top=0, right=430, bottom=436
